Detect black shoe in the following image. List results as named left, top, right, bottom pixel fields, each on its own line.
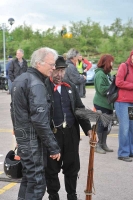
left=118, top=157, right=132, bottom=162
left=49, top=193, right=60, bottom=200
left=67, top=194, right=77, bottom=200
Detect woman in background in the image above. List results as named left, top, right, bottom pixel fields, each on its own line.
left=115, top=50, right=133, bottom=162
left=93, top=54, right=114, bottom=154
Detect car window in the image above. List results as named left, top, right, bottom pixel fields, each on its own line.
left=0, top=61, right=8, bottom=75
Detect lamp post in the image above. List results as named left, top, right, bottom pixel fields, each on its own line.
left=1, top=18, right=15, bottom=77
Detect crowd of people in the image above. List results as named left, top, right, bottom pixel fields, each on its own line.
left=4, top=47, right=133, bottom=200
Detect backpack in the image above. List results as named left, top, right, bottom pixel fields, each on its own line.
left=106, top=63, right=129, bottom=104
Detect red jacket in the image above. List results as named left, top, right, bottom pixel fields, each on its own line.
left=115, top=51, right=133, bottom=103
left=83, top=59, right=92, bottom=70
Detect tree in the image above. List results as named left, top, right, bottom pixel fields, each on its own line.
left=109, top=18, right=123, bottom=36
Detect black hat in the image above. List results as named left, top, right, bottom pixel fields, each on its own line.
left=55, top=56, right=67, bottom=69
left=8, top=55, right=13, bottom=58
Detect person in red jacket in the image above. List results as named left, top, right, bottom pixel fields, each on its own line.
left=76, top=55, right=92, bottom=97
left=115, top=50, right=133, bottom=162
left=82, top=57, right=92, bottom=72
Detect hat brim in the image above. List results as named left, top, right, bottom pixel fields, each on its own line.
left=55, top=65, right=68, bottom=69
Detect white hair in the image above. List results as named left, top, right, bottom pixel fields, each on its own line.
left=17, top=49, right=24, bottom=55
left=66, top=48, right=79, bottom=59
left=30, top=47, right=58, bottom=68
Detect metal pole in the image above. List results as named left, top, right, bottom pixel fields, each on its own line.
left=2, top=23, right=6, bottom=77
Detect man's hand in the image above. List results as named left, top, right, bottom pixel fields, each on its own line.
left=50, top=153, right=61, bottom=161
left=87, top=130, right=92, bottom=139
left=83, top=75, right=86, bottom=80
left=87, top=130, right=98, bottom=142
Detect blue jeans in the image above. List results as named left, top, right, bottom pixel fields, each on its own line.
left=8, top=79, right=12, bottom=93
left=114, top=102, right=133, bottom=157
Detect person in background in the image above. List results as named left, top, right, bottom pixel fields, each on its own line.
left=62, top=53, right=67, bottom=60
left=93, top=54, right=114, bottom=154
left=61, top=26, right=67, bottom=37
left=114, top=50, right=133, bottom=162
left=6, top=55, right=13, bottom=94
left=45, top=56, right=92, bottom=200
left=8, top=49, right=28, bottom=82
left=82, top=57, right=92, bottom=72
left=76, top=55, right=92, bottom=97
left=64, top=48, right=86, bottom=98
left=10, top=47, right=61, bottom=200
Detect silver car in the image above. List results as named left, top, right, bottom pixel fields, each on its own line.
left=86, top=64, right=97, bottom=84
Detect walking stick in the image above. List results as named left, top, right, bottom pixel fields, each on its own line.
left=84, top=124, right=97, bottom=200
left=75, top=108, right=115, bottom=200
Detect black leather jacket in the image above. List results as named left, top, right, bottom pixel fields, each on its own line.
left=8, top=58, right=28, bottom=82
left=11, top=67, right=60, bottom=155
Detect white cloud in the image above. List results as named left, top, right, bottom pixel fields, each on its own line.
left=0, top=0, right=133, bottom=32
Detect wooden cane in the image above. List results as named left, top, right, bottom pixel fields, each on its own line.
left=84, top=124, right=97, bottom=200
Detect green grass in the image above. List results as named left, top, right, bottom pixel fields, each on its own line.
left=85, top=85, right=94, bottom=88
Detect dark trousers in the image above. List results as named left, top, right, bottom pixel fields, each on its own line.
left=45, top=125, right=80, bottom=196
left=94, top=104, right=113, bottom=133
left=17, top=135, right=46, bottom=200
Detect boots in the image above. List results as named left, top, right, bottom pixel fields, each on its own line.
left=67, top=193, right=77, bottom=200
left=102, top=131, right=113, bottom=152
left=94, top=132, right=106, bottom=154
left=95, top=142, right=106, bottom=154
left=49, top=193, right=60, bottom=200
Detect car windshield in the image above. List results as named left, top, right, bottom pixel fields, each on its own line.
left=87, top=64, right=97, bottom=72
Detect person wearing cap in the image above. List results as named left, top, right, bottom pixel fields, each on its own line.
left=8, top=49, right=28, bottom=83
left=6, top=55, right=13, bottom=94
left=45, top=56, right=92, bottom=200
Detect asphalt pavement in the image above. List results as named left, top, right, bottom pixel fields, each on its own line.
left=0, top=88, right=133, bottom=200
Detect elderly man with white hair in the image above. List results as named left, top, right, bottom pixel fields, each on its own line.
left=10, top=47, right=61, bottom=200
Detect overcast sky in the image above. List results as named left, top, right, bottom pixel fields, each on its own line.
left=0, top=0, right=133, bottom=32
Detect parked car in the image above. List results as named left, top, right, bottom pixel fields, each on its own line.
left=86, top=64, right=97, bottom=84
left=0, top=61, right=8, bottom=76
left=0, top=61, right=8, bottom=91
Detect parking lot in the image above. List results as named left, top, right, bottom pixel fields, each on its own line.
left=0, top=88, right=133, bottom=200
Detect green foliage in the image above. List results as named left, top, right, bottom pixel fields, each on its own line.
left=0, top=19, right=133, bottom=65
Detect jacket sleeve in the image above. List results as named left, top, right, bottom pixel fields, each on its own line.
left=29, top=84, right=60, bottom=155
left=115, top=63, right=133, bottom=90
left=95, top=73, right=110, bottom=96
left=66, top=64, right=85, bottom=85
left=8, top=61, right=15, bottom=82
left=83, top=59, right=92, bottom=70
left=72, top=84, right=92, bottom=135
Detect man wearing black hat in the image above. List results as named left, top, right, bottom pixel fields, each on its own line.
left=45, top=56, right=92, bottom=200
